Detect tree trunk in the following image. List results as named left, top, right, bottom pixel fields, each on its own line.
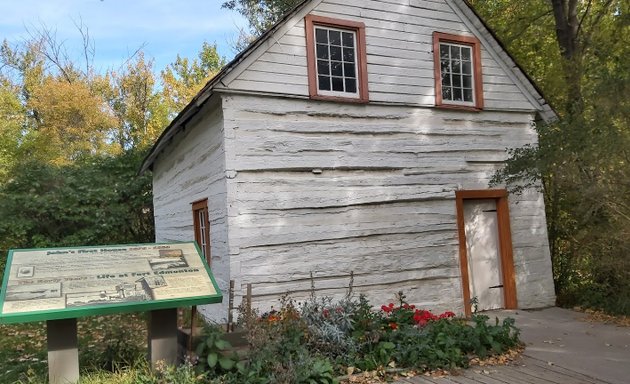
left=550, top=0, right=583, bottom=114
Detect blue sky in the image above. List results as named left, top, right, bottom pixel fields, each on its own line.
left=0, top=0, right=247, bottom=73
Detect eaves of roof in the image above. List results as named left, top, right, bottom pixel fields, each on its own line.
left=139, top=0, right=310, bottom=174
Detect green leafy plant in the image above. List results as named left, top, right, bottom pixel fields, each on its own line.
left=195, top=326, right=242, bottom=374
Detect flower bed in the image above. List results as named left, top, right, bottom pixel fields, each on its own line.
left=197, top=291, right=521, bottom=384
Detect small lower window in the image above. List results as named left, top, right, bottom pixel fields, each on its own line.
left=192, top=199, right=211, bottom=265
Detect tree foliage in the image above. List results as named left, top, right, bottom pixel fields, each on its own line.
left=473, top=0, right=630, bottom=313
left=161, top=42, right=226, bottom=115
left=222, top=0, right=301, bottom=50
left=0, top=26, right=226, bottom=277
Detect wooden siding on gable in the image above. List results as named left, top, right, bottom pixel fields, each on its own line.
left=221, top=93, right=555, bottom=313
left=222, top=0, right=537, bottom=112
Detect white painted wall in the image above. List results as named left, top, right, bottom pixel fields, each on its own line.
left=149, top=0, right=556, bottom=319
left=221, top=93, right=555, bottom=315
left=223, top=0, right=538, bottom=112
left=151, top=96, right=231, bottom=321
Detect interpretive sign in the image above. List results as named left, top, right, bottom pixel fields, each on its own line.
left=0, top=242, right=222, bottom=324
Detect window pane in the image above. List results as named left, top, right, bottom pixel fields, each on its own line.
left=332, top=77, right=344, bottom=91
left=441, top=59, right=450, bottom=74
left=342, top=32, right=354, bottom=47
left=452, top=60, right=461, bottom=74
left=453, top=88, right=462, bottom=101
left=442, top=86, right=452, bottom=101
left=318, top=75, right=331, bottom=91
left=440, top=44, right=449, bottom=60
left=343, top=47, right=355, bottom=62
left=315, top=28, right=328, bottom=44
left=317, top=60, right=330, bottom=75
left=329, top=30, right=341, bottom=45
left=439, top=42, right=477, bottom=104
left=344, top=63, right=356, bottom=78
left=461, top=47, right=471, bottom=61
left=462, top=75, right=472, bottom=88
left=316, top=44, right=329, bottom=59
left=462, top=61, right=472, bottom=75
left=330, top=45, right=342, bottom=61
left=463, top=89, right=473, bottom=102
left=451, top=45, right=461, bottom=60
left=312, top=26, right=361, bottom=96
left=345, top=78, right=357, bottom=93
left=331, top=61, right=343, bottom=76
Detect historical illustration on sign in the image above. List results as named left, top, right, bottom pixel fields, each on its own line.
left=1, top=243, right=217, bottom=316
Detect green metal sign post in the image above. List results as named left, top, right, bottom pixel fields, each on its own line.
left=0, top=242, right=222, bottom=384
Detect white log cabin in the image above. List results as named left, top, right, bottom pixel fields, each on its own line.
left=141, top=0, right=556, bottom=320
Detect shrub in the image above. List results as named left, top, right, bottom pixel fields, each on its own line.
left=221, top=296, right=338, bottom=384
left=194, top=325, right=242, bottom=375
left=208, top=291, right=520, bottom=382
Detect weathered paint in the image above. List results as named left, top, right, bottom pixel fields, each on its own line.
left=220, top=94, right=555, bottom=315
left=222, top=0, right=540, bottom=112
left=150, top=0, right=556, bottom=320
left=152, top=96, right=232, bottom=320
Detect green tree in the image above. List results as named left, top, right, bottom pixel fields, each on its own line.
left=222, top=0, right=301, bottom=50
left=473, top=0, right=630, bottom=313
left=0, top=151, right=154, bottom=259
left=0, top=82, right=23, bottom=179
left=161, top=41, right=226, bottom=115
left=1, top=33, right=118, bottom=164
left=104, top=52, right=169, bottom=151
left=0, top=27, right=230, bottom=283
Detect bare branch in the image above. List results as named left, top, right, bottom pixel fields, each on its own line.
left=117, top=43, right=148, bottom=71
left=72, top=16, right=95, bottom=77
left=25, top=23, right=74, bottom=83
left=577, top=0, right=593, bottom=38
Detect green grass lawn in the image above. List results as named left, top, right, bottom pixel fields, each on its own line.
left=0, top=313, right=147, bottom=383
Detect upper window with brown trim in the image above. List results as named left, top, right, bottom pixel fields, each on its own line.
left=305, top=15, right=368, bottom=103
left=433, top=32, right=483, bottom=110
left=192, top=199, right=211, bottom=265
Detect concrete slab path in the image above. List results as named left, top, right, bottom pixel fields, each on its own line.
left=397, top=307, right=630, bottom=384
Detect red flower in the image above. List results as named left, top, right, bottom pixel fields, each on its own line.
left=439, top=311, right=456, bottom=319
left=322, top=309, right=329, bottom=318
left=413, top=309, right=438, bottom=326
left=381, top=305, right=392, bottom=313
left=389, top=322, right=398, bottom=330
left=336, top=307, right=343, bottom=313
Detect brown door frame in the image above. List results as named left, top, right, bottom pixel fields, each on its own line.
left=455, top=189, right=517, bottom=317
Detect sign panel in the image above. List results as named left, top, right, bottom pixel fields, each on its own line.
left=0, top=242, right=222, bottom=323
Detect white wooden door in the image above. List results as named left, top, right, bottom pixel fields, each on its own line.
left=463, top=199, right=504, bottom=312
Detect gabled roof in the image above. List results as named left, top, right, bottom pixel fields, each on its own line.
left=140, top=0, right=556, bottom=174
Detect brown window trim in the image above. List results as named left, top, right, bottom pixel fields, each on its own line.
left=191, top=198, right=211, bottom=265
left=455, top=189, right=517, bottom=317
left=305, top=14, right=369, bottom=103
left=433, top=32, right=484, bottom=111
